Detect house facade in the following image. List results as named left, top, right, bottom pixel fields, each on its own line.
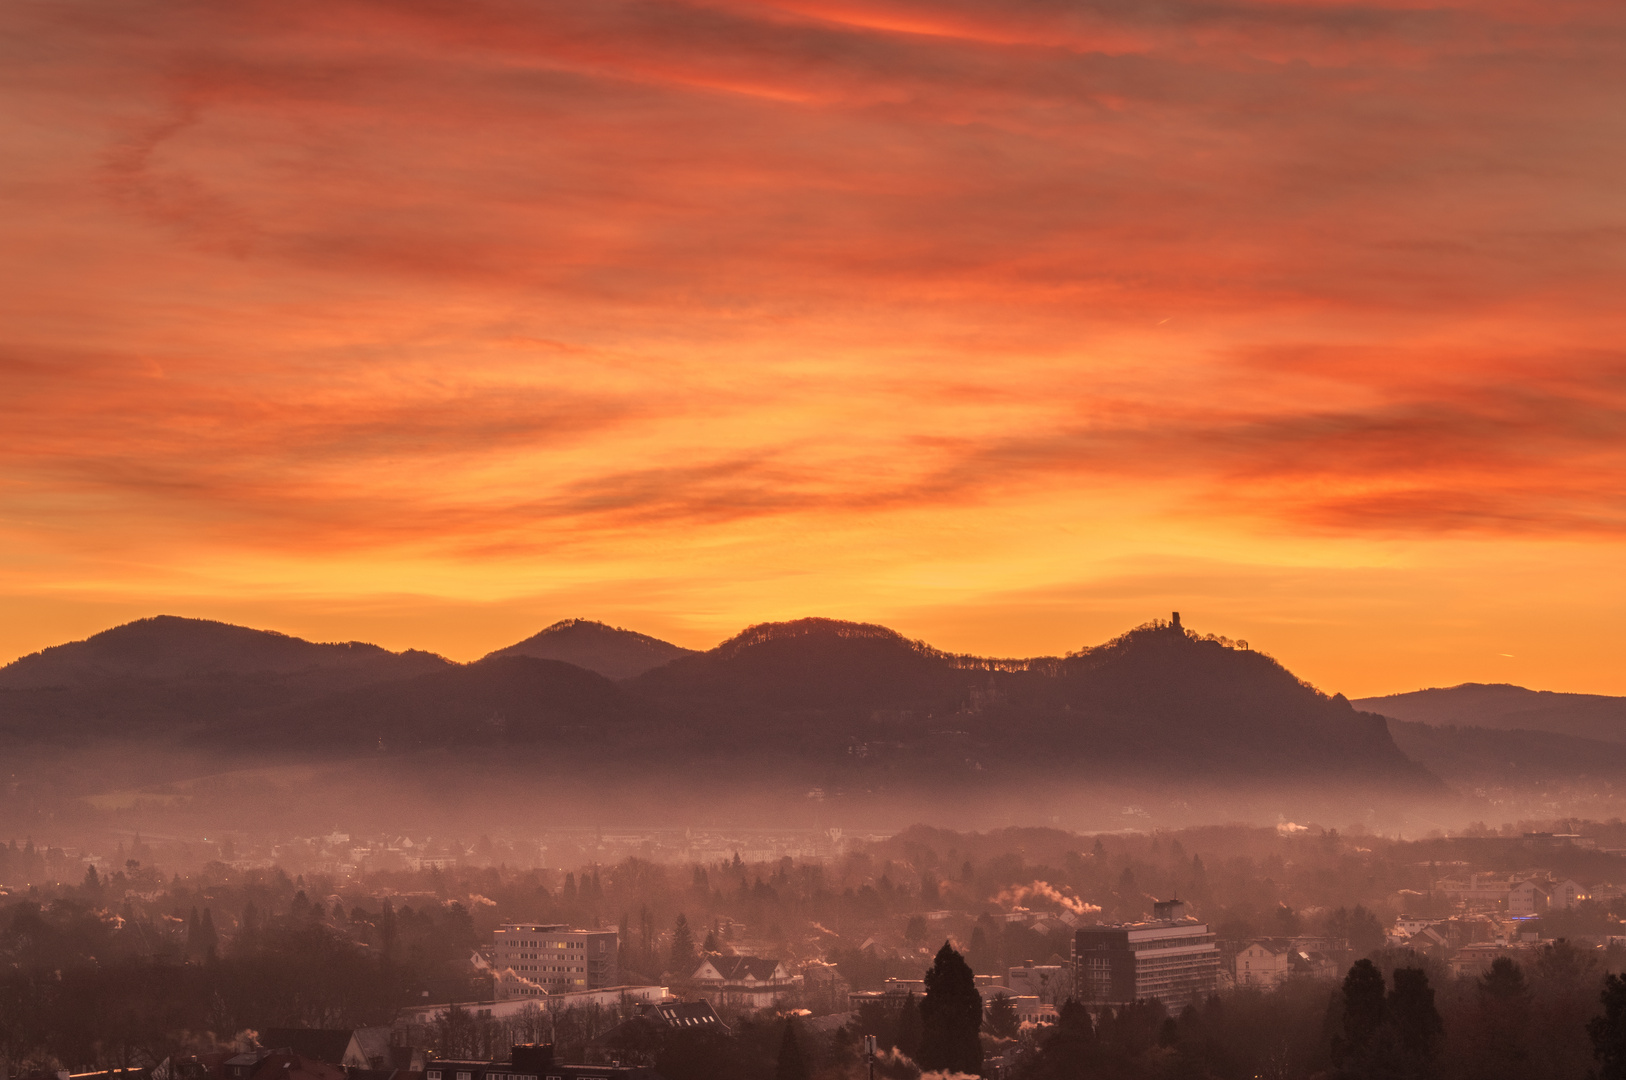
left=689, top=955, right=800, bottom=1009
left=1235, top=941, right=1292, bottom=988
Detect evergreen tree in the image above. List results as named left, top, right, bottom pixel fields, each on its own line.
left=896, top=992, right=923, bottom=1058
left=199, top=908, right=218, bottom=957
left=919, top=941, right=983, bottom=1076
left=1470, top=957, right=1530, bottom=1080
left=774, top=1019, right=809, bottom=1080
left=1335, top=959, right=1387, bottom=1067
left=1022, top=998, right=1093, bottom=1079
left=379, top=898, right=397, bottom=958
left=185, top=908, right=202, bottom=958
left=987, top=992, right=1020, bottom=1039
left=670, top=913, right=696, bottom=974
left=1590, top=973, right=1626, bottom=1080
left=1387, top=967, right=1443, bottom=1073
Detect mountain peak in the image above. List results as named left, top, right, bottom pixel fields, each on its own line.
left=713, top=617, right=921, bottom=658
left=0, top=614, right=436, bottom=687
left=484, top=619, right=694, bottom=679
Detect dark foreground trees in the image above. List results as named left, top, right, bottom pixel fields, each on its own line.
left=1331, top=959, right=1443, bottom=1080
left=773, top=1019, right=809, bottom=1080
left=1592, top=973, right=1626, bottom=1080
left=919, top=941, right=983, bottom=1076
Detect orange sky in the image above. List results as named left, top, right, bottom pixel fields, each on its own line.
left=3, top=0, right=1625, bottom=697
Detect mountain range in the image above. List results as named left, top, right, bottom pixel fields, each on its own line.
left=12, top=611, right=1626, bottom=812
left=1355, top=684, right=1626, bottom=745
left=0, top=614, right=1428, bottom=788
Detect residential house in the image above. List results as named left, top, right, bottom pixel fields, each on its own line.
left=1509, top=881, right=1551, bottom=918
left=688, top=955, right=799, bottom=1010
left=1551, top=880, right=1587, bottom=910
left=258, top=1028, right=398, bottom=1071
left=1235, top=941, right=1292, bottom=988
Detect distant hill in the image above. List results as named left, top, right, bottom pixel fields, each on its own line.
left=1387, top=717, right=1626, bottom=783
left=0, top=612, right=1430, bottom=787
left=0, top=615, right=446, bottom=687
left=1355, top=683, right=1626, bottom=744
left=0, top=616, right=450, bottom=743
left=634, top=617, right=970, bottom=712
left=484, top=619, right=695, bottom=679
left=634, top=616, right=1429, bottom=782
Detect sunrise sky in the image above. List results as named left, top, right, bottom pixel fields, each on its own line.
left=3, top=0, right=1624, bottom=696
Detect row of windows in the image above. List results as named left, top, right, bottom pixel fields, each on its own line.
left=511, top=965, right=585, bottom=973
left=431, top=1071, right=606, bottom=1080
left=1127, top=936, right=1215, bottom=951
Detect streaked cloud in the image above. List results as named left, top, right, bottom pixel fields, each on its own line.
left=2, top=0, right=1624, bottom=687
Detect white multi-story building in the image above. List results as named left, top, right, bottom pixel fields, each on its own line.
left=491, top=924, right=618, bottom=999
left=1073, top=901, right=1219, bottom=1009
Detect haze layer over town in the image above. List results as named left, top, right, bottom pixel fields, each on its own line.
left=5, top=0, right=1626, bottom=1078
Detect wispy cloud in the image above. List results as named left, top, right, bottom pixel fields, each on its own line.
left=2, top=0, right=1624, bottom=665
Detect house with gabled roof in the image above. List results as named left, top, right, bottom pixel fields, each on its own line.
left=689, top=955, right=800, bottom=1009
left=1235, top=940, right=1293, bottom=988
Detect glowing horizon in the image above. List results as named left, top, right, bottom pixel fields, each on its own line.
left=3, top=0, right=1625, bottom=697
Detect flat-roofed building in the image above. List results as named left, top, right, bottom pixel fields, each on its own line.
left=1007, top=962, right=1067, bottom=1003
left=491, top=924, right=619, bottom=999
left=1073, top=901, right=1219, bottom=1009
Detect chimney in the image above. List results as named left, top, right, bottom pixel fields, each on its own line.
left=1171, top=611, right=1181, bottom=630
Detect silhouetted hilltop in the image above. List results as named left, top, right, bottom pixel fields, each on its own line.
left=0, top=615, right=446, bottom=687
left=1355, top=683, right=1626, bottom=744
left=484, top=619, right=694, bottom=679
left=634, top=617, right=973, bottom=712
left=628, top=615, right=1427, bottom=782
left=0, top=616, right=449, bottom=743
left=0, top=612, right=1429, bottom=785
left=994, top=619, right=1419, bottom=778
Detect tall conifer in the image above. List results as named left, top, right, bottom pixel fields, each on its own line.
left=919, top=941, right=983, bottom=1076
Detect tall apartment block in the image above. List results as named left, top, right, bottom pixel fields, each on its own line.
left=1073, top=899, right=1219, bottom=1009
left=492, top=924, right=619, bottom=999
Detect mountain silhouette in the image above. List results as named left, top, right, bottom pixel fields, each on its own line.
left=484, top=618, right=694, bottom=679
left=0, top=615, right=447, bottom=687
left=0, top=613, right=1429, bottom=786
left=0, top=616, right=449, bottom=743
left=634, top=618, right=972, bottom=712
left=1387, top=717, right=1626, bottom=784
left=1355, top=683, right=1626, bottom=744
left=632, top=615, right=1427, bottom=781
